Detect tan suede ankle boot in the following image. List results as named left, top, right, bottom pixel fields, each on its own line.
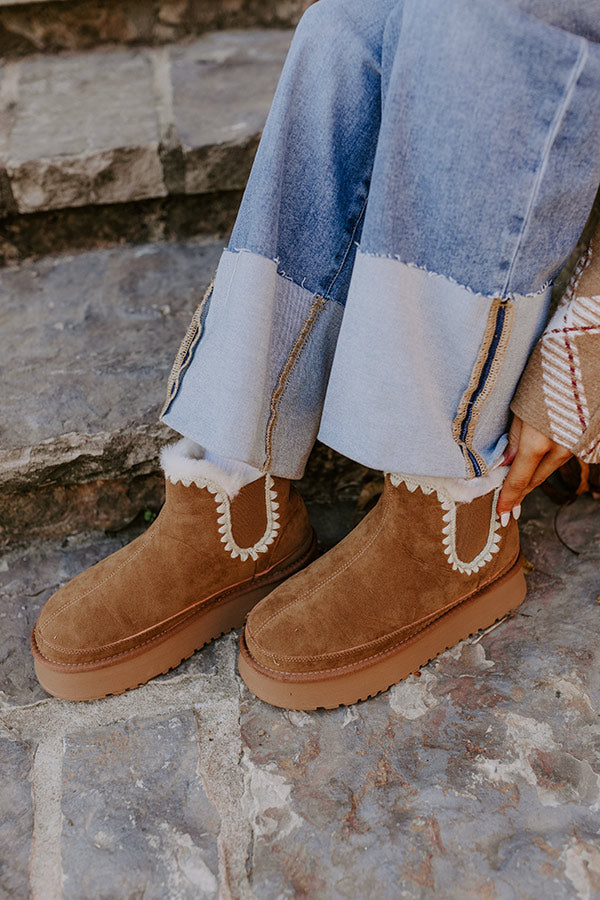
left=31, top=439, right=317, bottom=700
left=239, top=472, right=525, bottom=710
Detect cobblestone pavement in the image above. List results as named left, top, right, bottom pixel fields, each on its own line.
left=1, top=488, right=600, bottom=899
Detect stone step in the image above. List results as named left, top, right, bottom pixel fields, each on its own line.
left=0, top=237, right=370, bottom=546
left=0, top=0, right=307, bottom=58
left=0, top=29, right=292, bottom=227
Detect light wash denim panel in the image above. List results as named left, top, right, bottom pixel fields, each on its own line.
left=163, top=0, right=600, bottom=480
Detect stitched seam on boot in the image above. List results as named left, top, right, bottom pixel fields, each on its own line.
left=452, top=298, right=515, bottom=477
left=34, top=537, right=315, bottom=662
left=37, top=525, right=159, bottom=638
left=249, top=547, right=521, bottom=668
left=263, top=293, right=329, bottom=470
left=252, top=489, right=391, bottom=638
left=389, top=475, right=502, bottom=574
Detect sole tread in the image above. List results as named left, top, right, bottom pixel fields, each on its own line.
left=238, top=560, right=526, bottom=710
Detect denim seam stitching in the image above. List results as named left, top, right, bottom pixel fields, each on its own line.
left=228, top=246, right=346, bottom=308
left=358, top=251, right=552, bottom=299
left=501, top=37, right=588, bottom=296
left=263, top=293, right=329, bottom=470
left=325, top=192, right=369, bottom=297
left=452, top=298, right=515, bottom=477
left=160, top=276, right=215, bottom=418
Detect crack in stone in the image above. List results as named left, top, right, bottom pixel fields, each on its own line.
left=0, top=671, right=232, bottom=741
left=192, top=686, right=255, bottom=900
left=29, top=734, right=64, bottom=900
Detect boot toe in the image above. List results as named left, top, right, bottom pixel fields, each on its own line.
left=32, top=538, right=147, bottom=665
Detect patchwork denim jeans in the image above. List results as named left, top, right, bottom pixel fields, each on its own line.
left=162, top=0, right=600, bottom=479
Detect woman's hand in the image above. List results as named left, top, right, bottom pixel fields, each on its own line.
left=497, top=415, right=572, bottom=523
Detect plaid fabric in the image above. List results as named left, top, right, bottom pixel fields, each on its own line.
left=512, top=225, right=600, bottom=463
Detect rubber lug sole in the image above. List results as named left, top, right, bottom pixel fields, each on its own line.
left=31, top=531, right=319, bottom=702
left=238, top=557, right=527, bottom=710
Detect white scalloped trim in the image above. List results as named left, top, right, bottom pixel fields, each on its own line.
left=161, top=438, right=280, bottom=561
left=214, top=474, right=280, bottom=561
left=388, top=473, right=502, bottom=575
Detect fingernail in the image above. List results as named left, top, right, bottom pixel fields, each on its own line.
left=501, top=512, right=510, bottom=527
left=512, top=504, right=521, bottom=521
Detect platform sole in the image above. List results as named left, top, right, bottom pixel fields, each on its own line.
left=238, top=557, right=527, bottom=710
left=31, top=532, right=319, bottom=701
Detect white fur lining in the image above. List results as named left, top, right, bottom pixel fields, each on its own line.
left=160, top=438, right=280, bottom=561
left=388, top=472, right=503, bottom=575
left=386, top=466, right=507, bottom=503
left=160, top=438, right=248, bottom=499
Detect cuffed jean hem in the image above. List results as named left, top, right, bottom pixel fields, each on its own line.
left=161, top=247, right=344, bottom=480
left=161, top=247, right=551, bottom=480
left=318, top=250, right=552, bottom=479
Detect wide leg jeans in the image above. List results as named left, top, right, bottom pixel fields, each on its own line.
left=162, top=0, right=600, bottom=480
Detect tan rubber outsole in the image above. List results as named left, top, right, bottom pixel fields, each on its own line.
left=238, top=557, right=527, bottom=710
left=31, top=532, right=319, bottom=702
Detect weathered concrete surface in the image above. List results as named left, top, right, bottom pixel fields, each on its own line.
left=1, top=30, right=292, bottom=215
left=0, top=238, right=224, bottom=543
left=61, top=713, right=221, bottom=899
left=1, top=488, right=600, bottom=897
left=0, top=736, right=33, bottom=899
left=0, top=0, right=308, bottom=58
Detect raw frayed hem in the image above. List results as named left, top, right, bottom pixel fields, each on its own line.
left=357, top=248, right=553, bottom=301
left=228, top=246, right=345, bottom=307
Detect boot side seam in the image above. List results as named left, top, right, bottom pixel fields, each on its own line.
left=33, top=536, right=317, bottom=662
left=37, top=526, right=158, bottom=637
left=252, top=490, right=391, bottom=638
left=247, top=546, right=522, bottom=668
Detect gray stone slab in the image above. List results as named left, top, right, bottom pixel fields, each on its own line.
left=2, top=30, right=291, bottom=214
left=5, top=49, right=165, bottom=213
left=1, top=239, right=222, bottom=461
left=237, top=490, right=600, bottom=899
left=61, top=711, right=221, bottom=899
left=0, top=736, right=33, bottom=900
left=0, top=238, right=224, bottom=540
left=170, top=30, right=291, bottom=193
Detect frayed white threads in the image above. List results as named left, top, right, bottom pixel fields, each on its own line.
left=160, top=438, right=280, bottom=561
left=389, top=473, right=502, bottom=575
left=358, top=250, right=552, bottom=301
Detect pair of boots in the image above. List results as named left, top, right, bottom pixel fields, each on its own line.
left=31, top=439, right=525, bottom=709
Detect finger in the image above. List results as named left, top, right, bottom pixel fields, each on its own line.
left=502, top=416, right=522, bottom=466
left=498, top=446, right=547, bottom=515
left=525, top=448, right=573, bottom=492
